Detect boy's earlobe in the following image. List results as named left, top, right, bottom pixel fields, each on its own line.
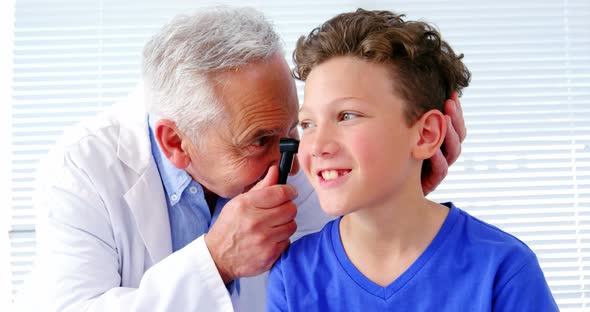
left=155, top=119, right=192, bottom=169
left=412, top=110, right=447, bottom=160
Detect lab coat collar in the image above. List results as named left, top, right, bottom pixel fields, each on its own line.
left=115, top=83, right=152, bottom=175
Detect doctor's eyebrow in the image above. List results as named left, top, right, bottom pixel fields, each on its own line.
left=244, top=119, right=300, bottom=144
left=246, top=128, right=283, bottom=143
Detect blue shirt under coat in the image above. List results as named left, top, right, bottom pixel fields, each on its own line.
left=148, top=116, right=238, bottom=293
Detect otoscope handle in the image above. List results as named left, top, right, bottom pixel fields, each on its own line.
left=277, top=138, right=300, bottom=184
left=278, top=153, right=294, bottom=184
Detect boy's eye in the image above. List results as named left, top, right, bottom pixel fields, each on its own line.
left=341, top=112, right=359, bottom=121
left=299, top=120, right=315, bottom=130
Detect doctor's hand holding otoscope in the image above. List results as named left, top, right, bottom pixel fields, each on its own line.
left=206, top=138, right=300, bottom=284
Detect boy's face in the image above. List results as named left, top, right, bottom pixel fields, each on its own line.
left=298, top=56, right=422, bottom=216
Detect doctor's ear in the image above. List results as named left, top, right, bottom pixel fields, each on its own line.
left=412, top=109, right=447, bottom=160
left=155, top=119, right=191, bottom=169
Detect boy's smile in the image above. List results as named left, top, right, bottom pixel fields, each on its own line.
left=316, top=168, right=352, bottom=186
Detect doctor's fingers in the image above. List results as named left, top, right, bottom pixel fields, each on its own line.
left=237, top=200, right=297, bottom=236
left=422, top=150, right=448, bottom=195
left=444, top=91, right=467, bottom=142
left=443, top=115, right=462, bottom=166
left=275, top=240, right=291, bottom=259
left=261, top=240, right=290, bottom=271
left=256, top=200, right=298, bottom=228
left=246, top=184, right=298, bottom=209
left=269, top=219, right=298, bottom=243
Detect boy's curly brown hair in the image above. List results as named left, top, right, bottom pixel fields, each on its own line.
left=293, top=9, right=471, bottom=124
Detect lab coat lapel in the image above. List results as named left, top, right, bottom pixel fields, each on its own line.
left=124, top=161, right=173, bottom=264
left=116, top=85, right=173, bottom=264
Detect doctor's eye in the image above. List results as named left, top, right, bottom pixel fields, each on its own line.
left=253, top=136, right=272, bottom=147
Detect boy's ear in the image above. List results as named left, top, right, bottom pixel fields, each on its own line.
left=412, top=109, right=447, bottom=160
left=154, top=119, right=192, bottom=169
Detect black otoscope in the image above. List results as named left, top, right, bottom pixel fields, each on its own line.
left=278, top=138, right=300, bottom=184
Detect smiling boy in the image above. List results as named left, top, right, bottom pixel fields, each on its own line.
left=266, top=9, right=558, bottom=311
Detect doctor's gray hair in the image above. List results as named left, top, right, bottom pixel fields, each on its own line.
left=142, top=6, right=284, bottom=144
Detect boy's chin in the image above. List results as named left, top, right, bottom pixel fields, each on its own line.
left=319, top=200, right=350, bottom=217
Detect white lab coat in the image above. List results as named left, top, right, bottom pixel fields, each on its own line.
left=17, top=88, right=333, bottom=312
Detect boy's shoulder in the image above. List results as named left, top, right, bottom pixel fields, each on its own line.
left=453, top=204, right=534, bottom=253
left=449, top=204, right=557, bottom=309
left=449, top=203, right=540, bottom=272
left=278, top=218, right=339, bottom=267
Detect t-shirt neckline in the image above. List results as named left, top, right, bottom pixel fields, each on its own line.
left=330, top=202, right=459, bottom=300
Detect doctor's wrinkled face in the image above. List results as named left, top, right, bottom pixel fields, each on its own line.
left=183, top=54, right=299, bottom=198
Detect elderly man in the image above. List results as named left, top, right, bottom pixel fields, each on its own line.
left=25, top=7, right=466, bottom=312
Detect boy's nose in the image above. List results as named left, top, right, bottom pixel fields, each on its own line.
left=310, top=129, right=339, bottom=158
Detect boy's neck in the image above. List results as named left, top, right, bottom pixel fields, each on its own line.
left=339, top=191, right=449, bottom=287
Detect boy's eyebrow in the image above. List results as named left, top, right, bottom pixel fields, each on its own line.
left=299, top=97, right=363, bottom=113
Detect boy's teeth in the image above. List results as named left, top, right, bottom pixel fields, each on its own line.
left=321, top=170, right=339, bottom=180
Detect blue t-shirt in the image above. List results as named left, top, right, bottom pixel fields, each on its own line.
left=267, top=203, right=558, bottom=311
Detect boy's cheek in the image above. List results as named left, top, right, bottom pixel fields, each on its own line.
left=297, top=146, right=314, bottom=179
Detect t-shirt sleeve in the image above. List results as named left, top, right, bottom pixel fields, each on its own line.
left=266, top=255, right=288, bottom=312
left=493, top=255, right=559, bottom=311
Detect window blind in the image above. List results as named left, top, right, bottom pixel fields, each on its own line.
left=6, top=0, right=590, bottom=310
left=1, top=0, right=16, bottom=307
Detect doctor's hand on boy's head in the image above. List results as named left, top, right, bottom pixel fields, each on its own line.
left=421, top=91, right=466, bottom=195
left=443, top=91, right=466, bottom=160
left=204, top=165, right=298, bottom=284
